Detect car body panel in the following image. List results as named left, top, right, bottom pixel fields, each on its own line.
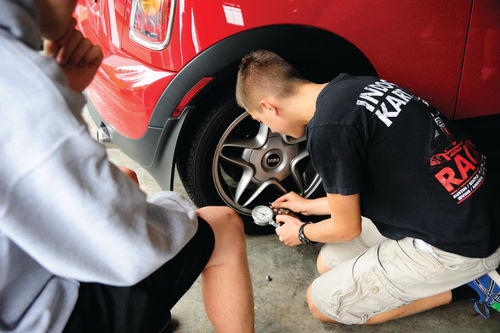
left=76, top=0, right=481, bottom=140
left=179, top=0, right=471, bottom=120
left=76, top=1, right=177, bottom=138
left=84, top=50, right=176, bottom=138
left=455, top=0, right=500, bottom=119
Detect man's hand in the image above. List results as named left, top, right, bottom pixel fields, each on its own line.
left=275, top=215, right=304, bottom=246
left=272, top=191, right=311, bottom=215
left=43, top=18, right=103, bottom=94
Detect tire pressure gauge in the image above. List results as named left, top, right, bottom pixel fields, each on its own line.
left=252, top=205, right=280, bottom=228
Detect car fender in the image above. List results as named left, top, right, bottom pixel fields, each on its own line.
left=135, top=25, right=376, bottom=189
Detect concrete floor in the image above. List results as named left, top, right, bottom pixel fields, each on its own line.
left=84, top=109, right=500, bottom=333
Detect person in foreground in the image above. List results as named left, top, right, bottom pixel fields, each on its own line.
left=236, top=50, right=500, bottom=325
left=0, top=0, right=254, bottom=332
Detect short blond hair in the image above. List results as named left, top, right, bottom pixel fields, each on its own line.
left=236, top=50, right=308, bottom=110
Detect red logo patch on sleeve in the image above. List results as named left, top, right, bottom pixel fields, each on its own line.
left=431, top=139, right=486, bottom=204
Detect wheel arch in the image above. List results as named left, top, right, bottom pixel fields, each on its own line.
left=147, top=24, right=378, bottom=190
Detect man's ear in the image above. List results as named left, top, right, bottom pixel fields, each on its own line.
left=259, top=100, right=278, bottom=115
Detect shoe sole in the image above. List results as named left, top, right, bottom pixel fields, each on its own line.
left=487, top=269, right=500, bottom=312
left=488, top=269, right=500, bottom=285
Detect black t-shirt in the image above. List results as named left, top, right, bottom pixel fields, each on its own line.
left=307, top=74, right=499, bottom=258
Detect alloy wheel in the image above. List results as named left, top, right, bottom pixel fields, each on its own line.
left=212, top=112, right=322, bottom=215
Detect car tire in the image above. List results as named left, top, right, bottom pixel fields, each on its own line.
left=177, top=96, right=324, bottom=233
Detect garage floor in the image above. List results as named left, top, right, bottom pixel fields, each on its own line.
left=84, top=109, right=500, bottom=333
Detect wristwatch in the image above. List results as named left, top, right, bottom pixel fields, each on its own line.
left=298, top=222, right=316, bottom=244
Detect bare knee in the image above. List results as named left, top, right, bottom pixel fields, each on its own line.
left=197, top=206, right=244, bottom=236
left=197, top=206, right=246, bottom=263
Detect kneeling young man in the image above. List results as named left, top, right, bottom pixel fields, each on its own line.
left=236, top=50, right=500, bottom=325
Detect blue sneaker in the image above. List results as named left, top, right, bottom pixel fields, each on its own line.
left=466, top=270, right=500, bottom=319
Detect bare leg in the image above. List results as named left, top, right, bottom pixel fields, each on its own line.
left=197, top=206, right=254, bottom=333
left=309, top=253, right=453, bottom=325
left=365, top=291, right=452, bottom=324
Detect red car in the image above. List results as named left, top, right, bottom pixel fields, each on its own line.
left=75, top=0, right=500, bottom=230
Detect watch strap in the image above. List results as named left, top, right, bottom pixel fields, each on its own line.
left=298, top=222, right=316, bottom=245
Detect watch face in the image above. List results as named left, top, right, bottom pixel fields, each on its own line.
left=252, top=205, right=274, bottom=226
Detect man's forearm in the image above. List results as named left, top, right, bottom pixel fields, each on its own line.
left=302, top=193, right=363, bottom=243
left=306, top=197, right=330, bottom=215
left=303, top=217, right=362, bottom=244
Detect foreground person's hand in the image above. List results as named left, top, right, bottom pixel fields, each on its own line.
left=44, top=18, right=103, bottom=94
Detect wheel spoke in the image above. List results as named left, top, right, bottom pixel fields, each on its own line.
left=219, top=153, right=255, bottom=205
left=219, top=153, right=252, bottom=169
left=234, top=168, right=255, bottom=205
left=290, top=149, right=309, bottom=194
left=281, top=133, right=307, bottom=145
left=223, top=122, right=269, bottom=149
left=242, top=179, right=287, bottom=207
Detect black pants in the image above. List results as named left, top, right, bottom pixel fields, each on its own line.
left=63, top=218, right=214, bottom=333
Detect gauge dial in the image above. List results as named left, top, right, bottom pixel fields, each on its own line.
left=252, top=205, right=274, bottom=226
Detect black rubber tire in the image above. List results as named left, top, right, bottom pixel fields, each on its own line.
left=177, top=97, right=271, bottom=233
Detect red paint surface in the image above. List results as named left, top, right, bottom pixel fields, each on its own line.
left=76, top=0, right=499, bottom=139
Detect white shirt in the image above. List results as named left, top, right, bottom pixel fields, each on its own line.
left=0, top=1, right=197, bottom=331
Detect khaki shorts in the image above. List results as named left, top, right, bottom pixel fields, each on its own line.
left=311, top=218, right=500, bottom=325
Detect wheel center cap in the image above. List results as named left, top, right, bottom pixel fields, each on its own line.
left=241, top=134, right=297, bottom=182
left=262, top=149, right=282, bottom=169
left=265, top=153, right=281, bottom=168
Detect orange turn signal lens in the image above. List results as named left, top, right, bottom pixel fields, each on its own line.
left=139, top=0, right=162, bottom=16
